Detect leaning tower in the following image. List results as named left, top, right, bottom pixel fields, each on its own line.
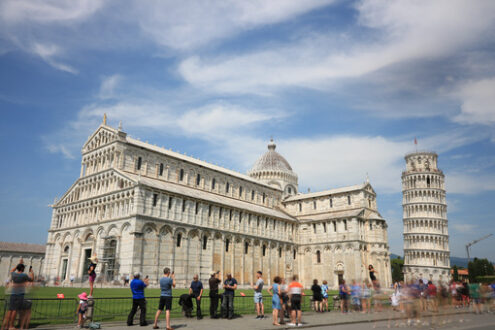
left=402, top=151, right=450, bottom=283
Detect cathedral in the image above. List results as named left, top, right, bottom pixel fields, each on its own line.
left=42, top=118, right=391, bottom=289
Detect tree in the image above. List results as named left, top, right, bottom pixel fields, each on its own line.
left=468, top=258, right=495, bottom=282
left=391, top=256, right=404, bottom=283
left=452, top=265, right=459, bottom=282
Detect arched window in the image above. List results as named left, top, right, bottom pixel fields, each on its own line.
left=288, top=187, right=292, bottom=194
left=196, top=174, right=201, bottom=186
left=176, top=233, right=182, bottom=247
left=251, top=190, right=255, bottom=200
left=262, top=245, right=266, bottom=257
left=299, top=203, right=302, bottom=212
left=239, top=186, right=243, bottom=197
left=179, top=169, right=184, bottom=181
left=159, top=163, right=164, bottom=176
left=279, top=247, right=282, bottom=258
left=225, top=239, right=230, bottom=252
left=212, top=178, right=216, bottom=190
left=262, top=193, right=266, bottom=203
left=347, top=195, right=351, bottom=205
left=226, top=182, right=230, bottom=193
left=293, top=249, right=297, bottom=260
left=244, top=242, right=249, bottom=254
left=316, top=250, right=321, bottom=263
left=313, top=201, right=317, bottom=209
left=203, top=236, right=208, bottom=250
left=137, top=157, right=142, bottom=170
left=329, top=198, right=333, bottom=208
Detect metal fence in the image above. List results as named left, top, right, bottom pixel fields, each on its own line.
left=2, top=294, right=329, bottom=327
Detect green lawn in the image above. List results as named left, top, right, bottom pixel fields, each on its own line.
left=1, top=286, right=338, bottom=327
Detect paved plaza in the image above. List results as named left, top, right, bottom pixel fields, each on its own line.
left=33, top=307, right=495, bottom=330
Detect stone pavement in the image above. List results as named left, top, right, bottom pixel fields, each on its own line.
left=38, top=306, right=492, bottom=330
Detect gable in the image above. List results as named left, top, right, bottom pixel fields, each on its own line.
left=82, top=125, right=119, bottom=154
left=54, top=169, right=136, bottom=207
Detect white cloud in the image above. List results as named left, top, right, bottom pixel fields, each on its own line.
left=446, top=173, right=495, bottom=194
left=132, top=0, right=335, bottom=50
left=99, top=75, right=122, bottom=99
left=454, top=78, right=495, bottom=125
left=451, top=223, right=477, bottom=233
left=31, top=43, right=78, bottom=74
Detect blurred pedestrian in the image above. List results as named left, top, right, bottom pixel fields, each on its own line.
left=251, top=271, right=264, bottom=319
left=311, top=279, right=322, bottom=312
left=339, top=279, right=349, bottom=313
left=153, top=268, right=175, bottom=330
left=127, top=273, right=149, bottom=327
left=2, top=263, right=33, bottom=330
left=189, top=274, right=203, bottom=320
left=76, top=292, right=89, bottom=328
left=208, top=271, right=221, bottom=318
left=469, top=281, right=481, bottom=314
left=350, top=279, right=362, bottom=312
left=222, top=273, right=237, bottom=319
left=362, top=280, right=372, bottom=313
left=287, top=275, right=303, bottom=327
left=268, top=276, right=282, bottom=326
left=321, top=280, right=329, bottom=312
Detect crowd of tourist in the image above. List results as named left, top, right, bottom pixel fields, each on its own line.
left=3, top=257, right=495, bottom=329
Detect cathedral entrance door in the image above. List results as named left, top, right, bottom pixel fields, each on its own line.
left=82, top=249, right=92, bottom=281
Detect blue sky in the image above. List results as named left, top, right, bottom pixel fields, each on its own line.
left=1, top=0, right=495, bottom=259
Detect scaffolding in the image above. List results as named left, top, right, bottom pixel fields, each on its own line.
left=100, top=236, right=119, bottom=283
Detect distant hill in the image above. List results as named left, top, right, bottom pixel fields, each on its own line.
left=388, top=254, right=489, bottom=268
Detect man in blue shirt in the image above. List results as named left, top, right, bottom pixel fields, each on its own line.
left=153, top=267, right=176, bottom=329
left=222, top=273, right=237, bottom=319
left=189, top=274, right=203, bottom=320
left=127, top=273, right=149, bottom=326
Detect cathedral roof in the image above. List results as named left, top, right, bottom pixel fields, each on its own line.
left=249, top=139, right=294, bottom=174
left=0, top=242, right=46, bottom=254
left=283, top=183, right=373, bottom=202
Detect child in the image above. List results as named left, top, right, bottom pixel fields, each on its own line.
left=77, top=292, right=89, bottom=328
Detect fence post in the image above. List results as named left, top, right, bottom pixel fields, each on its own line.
left=87, top=297, right=95, bottom=323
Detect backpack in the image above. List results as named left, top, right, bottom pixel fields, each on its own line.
left=88, top=322, right=101, bottom=329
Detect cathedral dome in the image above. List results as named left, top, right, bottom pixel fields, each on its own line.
left=248, top=139, right=298, bottom=196
left=250, top=139, right=293, bottom=173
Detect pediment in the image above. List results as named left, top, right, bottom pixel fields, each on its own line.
left=54, top=169, right=137, bottom=207
left=82, top=125, right=119, bottom=153
left=363, top=183, right=376, bottom=195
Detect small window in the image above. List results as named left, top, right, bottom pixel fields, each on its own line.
left=137, top=157, right=142, bottom=170
left=152, top=193, right=158, bottom=207
left=229, top=209, right=232, bottom=221
left=344, top=219, right=347, bottom=230
left=196, top=174, right=201, bottom=186
left=239, top=186, right=243, bottom=197
left=293, top=249, right=296, bottom=260
left=329, top=198, right=333, bottom=208
left=208, top=205, right=212, bottom=217
left=333, top=221, right=337, bottom=232
left=347, top=196, right=351, bottom=205
left=226, top=182, right=230, bottom=193
left=273, top=220, right=276, bottom=229
left=279, top=247, right=282, bottom=258
left=195, top=202, right=199, bottom=214
left=239, top=212, right=243, bottom=224
left=182, top=200, right=186, bottom=212
left=262, top=245, right=266, bottom=257
left=203, top=236, right=207, bottom=250
left=369, top=221, right=373, bottom=230
left=368, top=199, right=371, bottom=208
left=168, top=197, right=173, bottom=210
left=299, top=203, right=302, bottom=212
left=179, top=169, right=184, bottom=181
left=323, top=223, right=327, bottom=233
left=244, top=242, right=249, bottom=254
left=257, top=216, right=260, bottom=227
left=176, top=233, right=182, bottom=247
left=262, top=193, right=266, bottom=203
left=159, top=163, right=164, bottom=176
left=313, top=200, right=317, bottom=209
left=212, top=178, right=216, bottom=189
left=251, top=190, right=255, bottom=200
left=225, top=239, right=230, bottom=252
left=313, top=223, right=316, bottom=234
left=316, top=250, right=321, bottom=263
left=219, top=207, right=223, bottom=218
left=265, top=218, right=268, bottom=228
left=288, top=187, right=292, bottom=194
